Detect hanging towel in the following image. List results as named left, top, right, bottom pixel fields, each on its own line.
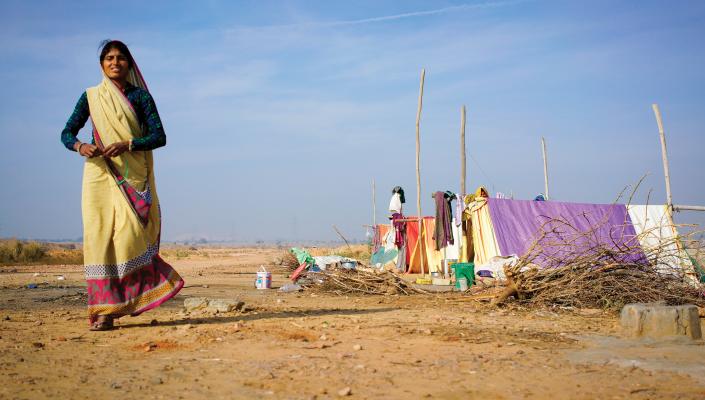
left=433, top=191, right=455, bottom=250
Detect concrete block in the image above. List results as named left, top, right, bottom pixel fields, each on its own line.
left=620, top=303, right=702, bottom=340
left=206, top=299, right=245, bottom=313
left=183, top=297, right=208, bottom=312
left=183, top=297, right=244, bottom=313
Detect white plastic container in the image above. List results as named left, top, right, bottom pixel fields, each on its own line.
left=255, top=266, right=272, bottom=289
left=457, top=277, right=468, bottom=291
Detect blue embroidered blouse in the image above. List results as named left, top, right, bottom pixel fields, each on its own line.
left=61, top=83, right=166, bottom=152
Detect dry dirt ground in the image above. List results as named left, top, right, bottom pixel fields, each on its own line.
left=1, top=247, right=704, bottom=399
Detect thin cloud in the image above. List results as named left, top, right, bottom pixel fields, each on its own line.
left=323, top=0, right=530, bottom=26
left=246, top=0, right=530, bottom=30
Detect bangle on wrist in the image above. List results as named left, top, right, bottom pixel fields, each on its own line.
left=77, top=143, right=84, bottom=153
left=128, top=139, right=134, bottom=152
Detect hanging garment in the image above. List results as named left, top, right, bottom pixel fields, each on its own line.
left=433, top=191, right=455, bottom=250
left=392, top=213, right=406, bottom=248
left=373, top=224, right=390, bottom=253
left=442, top=219, right=462, bottom=260
left=468, top=198, right=502, bottom=265
left=408, top=217, right=443, bottom=274
left=389, top=193, right=402, bottom=213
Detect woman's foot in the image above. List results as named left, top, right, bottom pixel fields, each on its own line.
left=89, top=315, right=114, bottom=331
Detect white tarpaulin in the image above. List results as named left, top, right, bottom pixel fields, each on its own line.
left=627, top=204, right=695, bottom=280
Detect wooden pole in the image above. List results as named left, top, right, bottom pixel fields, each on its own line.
left=459, top=105, right=467, bottom=269
left=416, top=68, right=426, bottom=276
left=460, top=105, right=467, bottom=197
left=652, top=104, right=673, bottom=209
left=541, top=137, right=549, bottom=200
left=372, top=179, right=376, bottom=227
left=674, top=205, right=705, bottom=212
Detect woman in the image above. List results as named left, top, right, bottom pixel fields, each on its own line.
left=61, top=40, right=184, bottom=331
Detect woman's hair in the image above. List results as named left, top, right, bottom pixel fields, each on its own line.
left=98, top=40, right=134, bottom=69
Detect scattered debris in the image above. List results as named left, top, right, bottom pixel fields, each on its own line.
left=304, top=266, right=428, bottom=296
left=279, top=283, right=302, bottom=293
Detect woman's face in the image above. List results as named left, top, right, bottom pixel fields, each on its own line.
left=101, top=48, right=129, bottom=81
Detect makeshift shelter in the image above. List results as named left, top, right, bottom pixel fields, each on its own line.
left=466, top=197, right=697, bottom=281
left=372, top=189, right=696, bottom=281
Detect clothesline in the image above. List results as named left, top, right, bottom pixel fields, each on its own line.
left=368, top=217, right=434, bottom=224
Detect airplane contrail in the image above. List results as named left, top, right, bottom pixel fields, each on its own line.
left=324, top=0, right=531, bottom=27
left=248, top=0, right=531, bottom=30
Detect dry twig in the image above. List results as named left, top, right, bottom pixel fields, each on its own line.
left=301, top=266, right=428, bottom=296
left=493, top=213, right=704, bottom=310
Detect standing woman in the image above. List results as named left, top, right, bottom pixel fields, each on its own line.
left=61, top=40, right=184, bottom=331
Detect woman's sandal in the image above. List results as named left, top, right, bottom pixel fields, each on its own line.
left=89, top=315, right=114, bottom=331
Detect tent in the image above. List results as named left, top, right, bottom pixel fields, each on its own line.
left=373, top=194, right=697, bottom=281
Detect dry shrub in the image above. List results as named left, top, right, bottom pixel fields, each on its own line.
left=0, top=240, right=83, bottom=265
left=0, top=239, right=46, bottom=264
left=499, top=215, right=705, bottom=310
left=44, top=247, right=83, bottom=265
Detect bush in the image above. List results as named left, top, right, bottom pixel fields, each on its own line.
left=0, top=239, right=47, bottom=264
left=18, top=241, right=46, bottom=262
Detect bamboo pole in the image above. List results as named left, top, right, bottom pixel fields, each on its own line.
left=460, top=106, right=467, bottom=197
left=541, top=137, right=549, bottom=200
left=372, top=179, right=376, bottom=227
left=459, top=105, right=467, bottom=270
left=416, top=68, right=426, bottom=276
left=673, top=205, right=705, bottom=212
left=652, top=104, right=673, bottom=209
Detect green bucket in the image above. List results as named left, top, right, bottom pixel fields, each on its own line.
left=452, top=263, right=475, bottom=289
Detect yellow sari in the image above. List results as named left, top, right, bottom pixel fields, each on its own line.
left=83, top=66, right=183, bottom=323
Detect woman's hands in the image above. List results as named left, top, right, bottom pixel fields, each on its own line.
left=76, top=141, right=130, bottom=158
left=102, top=141, right=130, bottom=157
left=76, top=142, right=102, bottom=158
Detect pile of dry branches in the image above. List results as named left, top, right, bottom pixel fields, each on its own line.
left=495, top=215, right=705, bottom=310
left=280, top=251, right=300, bottom=270
left=303, top=266, right=428, bottom=296
left=269, top=250, right=300, bottom=271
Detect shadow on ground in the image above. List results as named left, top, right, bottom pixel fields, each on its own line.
left=119, top=307, right=399, bottom=329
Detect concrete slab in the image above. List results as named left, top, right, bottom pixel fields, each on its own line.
left=620, top=303, right=702, bottom=340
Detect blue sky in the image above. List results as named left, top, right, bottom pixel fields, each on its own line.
left=1, top=0, right=704, bottom=242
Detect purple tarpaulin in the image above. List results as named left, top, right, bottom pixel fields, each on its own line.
left=486, top=198, right=644, bottom=266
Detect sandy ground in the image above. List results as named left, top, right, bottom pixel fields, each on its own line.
left=1, top=247, right=704, bottom=400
